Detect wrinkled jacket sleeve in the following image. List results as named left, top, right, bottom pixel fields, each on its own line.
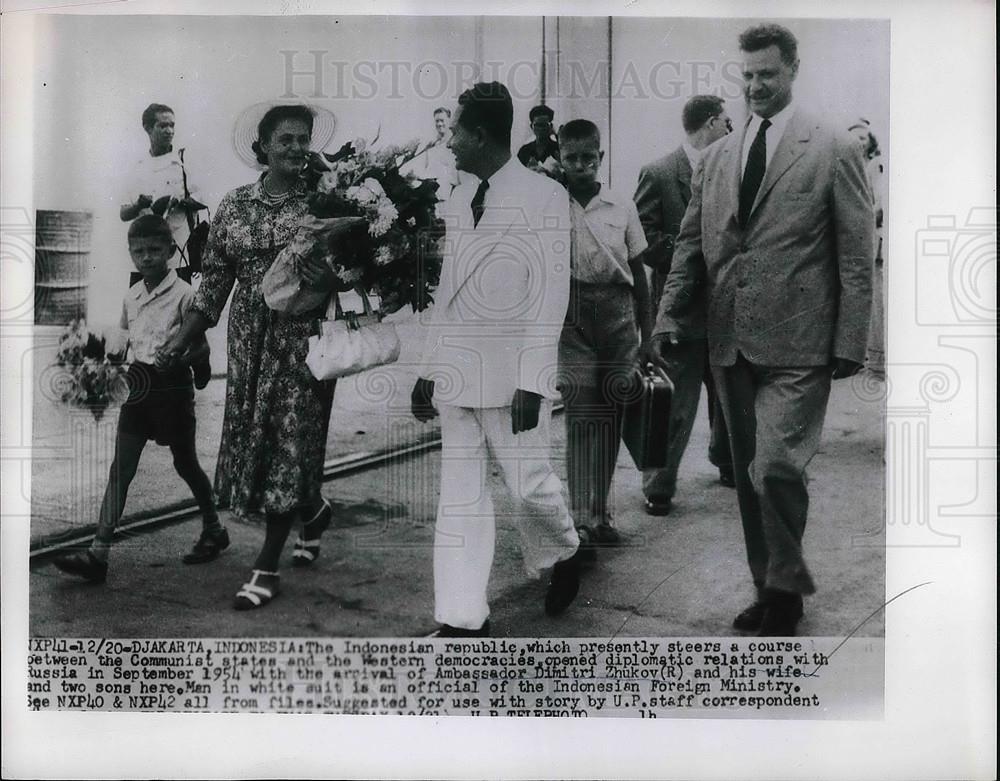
left=634, top=164, right=672, bottom=271
left=653, top=158, right=707, bottom=338
left=832, top=134, right=876, bottom=363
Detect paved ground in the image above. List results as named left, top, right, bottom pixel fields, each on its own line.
left=28, top=304, right=436, bottom=546
left=29, top=360, right=886, bottom=638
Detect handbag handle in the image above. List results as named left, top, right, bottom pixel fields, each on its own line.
left=329, top=288, right=377, bottom=331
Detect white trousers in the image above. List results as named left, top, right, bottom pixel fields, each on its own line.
left=434, top=402, right=579, bottom=630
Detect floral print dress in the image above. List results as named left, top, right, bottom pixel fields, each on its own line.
left=192, top=177, right=334, bottom=517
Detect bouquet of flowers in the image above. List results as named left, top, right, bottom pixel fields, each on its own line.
left=297, top=136, right=446, bottom=314
left=54, top=320, right=129, bottom=422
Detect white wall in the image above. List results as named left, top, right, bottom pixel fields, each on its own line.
left=31, top=15, right=888, bottom=322
left=608, top=17, right=890, bottom=194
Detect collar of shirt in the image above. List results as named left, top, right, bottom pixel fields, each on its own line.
left=682, top=141, right=701, bottom=170
left=131, top=268, right=178, bottom=306
left=570, top=182, right=616, bottom=213
left=477, top=155, right=522, bottom=204
left=743, top=102, right=796, bottom=172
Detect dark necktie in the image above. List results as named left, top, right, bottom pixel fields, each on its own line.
left=471, top=179, right=489, bottom=227
left=739, top=118, right=771, bottom=228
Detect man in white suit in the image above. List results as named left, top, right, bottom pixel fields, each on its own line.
left=411, top=82, right=582, bottom=637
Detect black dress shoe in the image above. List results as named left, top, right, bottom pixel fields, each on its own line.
left=434, top=620, right=490, bottom=638
left=732, top=601, right=768, bottom=631
left=757, top=592, right=804, bottom=637
left=718, top=466, right=736, bottom=488
left=644, top=498, right=673, bottom=516
left=52, top=551, right=108, bottom=584
left=545, top=552, right=581, bottom=616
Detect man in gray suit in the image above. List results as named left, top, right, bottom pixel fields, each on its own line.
left=634, top=95, right=735, bottom=518
left=643, top=24, right=874, bottom=635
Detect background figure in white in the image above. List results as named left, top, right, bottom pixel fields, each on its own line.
left=412, top=82, right=581, bottom=637
left=849, top=118, right=885, bottom=377
left=401, top=106, right=467, bottom=202
left=120, top=103, right=200, bottom=270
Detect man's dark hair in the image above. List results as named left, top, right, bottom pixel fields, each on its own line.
left=456, top=82, right=513, bottom=147
left=738, top=23, right=799, bottom=65
left=253, top=104, right=315, bottom=165
left=682, top=95, right=726, bottom=134
left=528, top=104, right=555, bottom=123
left=433, top=106, right=451, bottom=117
left=127, top=214, right=173, bottom=245
left=558, top=118, right=600, bottom=146
left=141, top=103, right=174, bottom=130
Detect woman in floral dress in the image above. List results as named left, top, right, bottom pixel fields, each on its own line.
left=161, top=105, right=341, bottom=610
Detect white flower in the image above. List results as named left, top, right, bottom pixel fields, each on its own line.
left=374, top=245, right=395, bottom=266
left=406, top=216, right=417, bottom=227
left=352, top=138, right=368, bottom=155
left=376, top=198, right=398, bottom=222
left=346, top=185, right=375, bottom=205
left=317, top=171, right=339, bottom=194
left=369, top=214, right=394, bottom=238
left=362, top=178, right=385, bottom=198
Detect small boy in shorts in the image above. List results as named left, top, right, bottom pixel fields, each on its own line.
left=557, top=119, right=651, bottom=545
left=53, top=215, right=226, bottom=583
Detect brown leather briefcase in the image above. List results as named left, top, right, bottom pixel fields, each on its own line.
left=621, top=367, right=674, bottom=470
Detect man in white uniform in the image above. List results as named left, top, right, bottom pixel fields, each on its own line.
left=411, top=82, right=582, bottom=637
left=120, top=103, right=201, bottom=269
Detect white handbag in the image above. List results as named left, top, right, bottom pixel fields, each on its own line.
left=305, top=289, right=401, bottom=380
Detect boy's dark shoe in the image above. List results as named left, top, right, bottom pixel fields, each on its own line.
left=592, top=522, right=623, bottom=546
left=718, top=465, right=736, bottom=488
left=575, top=526, right=598, bottom=563
left=182, top=527, right=230, bottom=564
left=644, top=498, right=673, bottom=516
left=192, top=359, right=212, bottom=390
left=52, top=551, right=108, bottom=584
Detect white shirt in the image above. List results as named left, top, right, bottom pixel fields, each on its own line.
left=119, top=270, right=194, bottom=364
left=741, top=102, right=796, bottom=174
left=125, top=149, right=198, bottom=262
left=569, top=185, right=648, bottom=286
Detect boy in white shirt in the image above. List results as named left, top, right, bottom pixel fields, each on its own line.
left=53, top=216, right=224, bottom=583
left=557, top=119, right=652, bottom=545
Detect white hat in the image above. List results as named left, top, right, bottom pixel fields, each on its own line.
left=232, top=101, right=337, bottom=169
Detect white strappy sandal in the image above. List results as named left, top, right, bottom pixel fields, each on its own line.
left=233, top=570, right=280, bottom=610
left=291, top=498, right=333, bottom=567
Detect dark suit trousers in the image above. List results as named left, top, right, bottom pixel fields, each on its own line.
left=711, top=353, right=832, bottom=595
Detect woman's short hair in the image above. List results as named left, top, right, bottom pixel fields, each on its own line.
left=142, top=103, right=173, bottom=130
left=127, top=214, right=173, bottom=245
left=253, top=104, right=315, bottom=165
left=456, top=82, right=513, bottom=147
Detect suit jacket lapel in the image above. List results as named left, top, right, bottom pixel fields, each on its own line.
left=751, top=112, right=811, bottom=216
left=728, top=119, right=751, bottom=224
left=438, top=197, right=521, bottom=310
